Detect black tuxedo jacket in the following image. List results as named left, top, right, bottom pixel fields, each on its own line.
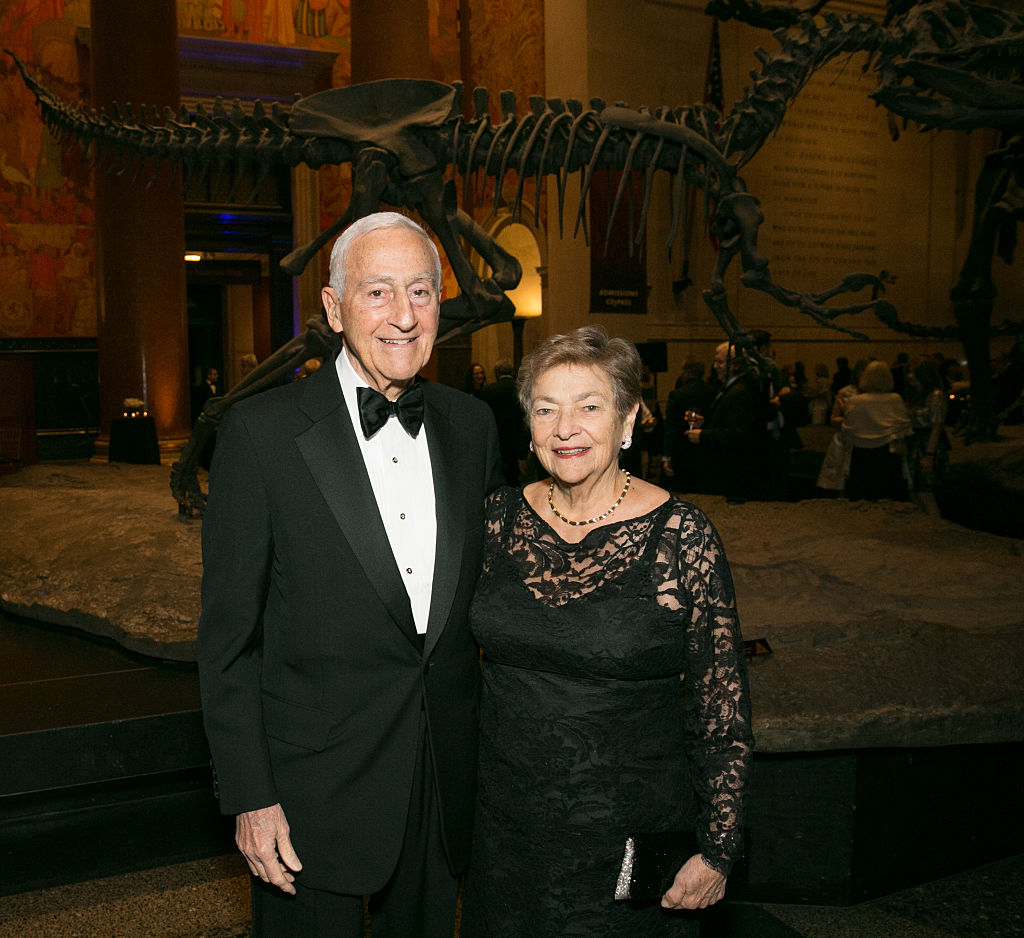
left=697, top=374, right=766, bottom=498
left=197, top=357, right=502, bottom=894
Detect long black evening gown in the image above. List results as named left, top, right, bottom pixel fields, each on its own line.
left=461, top=488, right=752, bottom=937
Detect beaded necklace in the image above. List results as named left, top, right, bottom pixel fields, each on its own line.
left=548, top=471, right=631, bottom=526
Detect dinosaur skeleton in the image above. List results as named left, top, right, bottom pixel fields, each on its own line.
left=709, top=0, right=1024, bottom=440
left=8, top=0, right=1024, bottom=511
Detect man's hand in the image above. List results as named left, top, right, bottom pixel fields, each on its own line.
left=236, top=803, right=303, bottom=895
left=661, top=854, right=726, bottom=910
left=685, top=429, right=702, bottom=444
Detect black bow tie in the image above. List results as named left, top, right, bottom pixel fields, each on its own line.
left=357, top=383, right=424, bottom=439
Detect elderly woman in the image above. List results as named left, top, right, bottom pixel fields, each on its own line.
left=461, top=326, right=753, bottom=937
left=841, top=359, right=912, bottom=502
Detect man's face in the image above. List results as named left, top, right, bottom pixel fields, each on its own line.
left=712, top=345, right=730, bottom=384
left=322, top=227, right=440, bottom=400
left=206, top=368, right=218, bottom=385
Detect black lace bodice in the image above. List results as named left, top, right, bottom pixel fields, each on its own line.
left=461, top=487, right=753, bottom=937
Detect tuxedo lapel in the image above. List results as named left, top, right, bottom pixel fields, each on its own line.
left=294, top=364, right=420, bottom=650
left=422, top=385, right=466, bottom=660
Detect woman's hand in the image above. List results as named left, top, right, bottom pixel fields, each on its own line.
left=661, top=854, right=726, bottom=910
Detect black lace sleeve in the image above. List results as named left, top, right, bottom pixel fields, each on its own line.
left=656, top=501, right=753, bottom=875
left=481, top=486, right=518, bottom=575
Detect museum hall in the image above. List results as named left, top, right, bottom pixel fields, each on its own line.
left=1, top=1, right=1022, bottom=936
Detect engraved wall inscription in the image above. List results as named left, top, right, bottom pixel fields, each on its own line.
left=746, top=56, right=944, bottom=326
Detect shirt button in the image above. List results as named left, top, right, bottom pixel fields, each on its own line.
left=400, top=513, right=406, bottom=520
left=406, top=567, right=413, bottom=575
left=392, top=456, right=399, bottom=463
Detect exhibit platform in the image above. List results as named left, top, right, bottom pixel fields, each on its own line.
left=2, top=608, right=1022, bottom=937
left=0, top=610, right=233, bottom=898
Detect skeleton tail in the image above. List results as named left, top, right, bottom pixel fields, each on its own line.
left=4, top=50, right=349, bottom=202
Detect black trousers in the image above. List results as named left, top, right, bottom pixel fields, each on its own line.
left=250, top=715, right=459, bottom=938
left=847, top=445, right=907, bottom=502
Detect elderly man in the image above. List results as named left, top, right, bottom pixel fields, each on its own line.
left=198, top=212, right=502, bottom=937
left=685, top=341, right=766, bottom=500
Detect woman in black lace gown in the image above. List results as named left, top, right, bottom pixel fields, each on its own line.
left=461, top=327, right=753, bottom=937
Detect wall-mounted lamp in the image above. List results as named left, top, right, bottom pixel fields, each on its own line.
left=184, top=251, right=203, bottom=262
left=500, top=224, right=543, bottom=321
left=495, top=223, right=543, bottom=369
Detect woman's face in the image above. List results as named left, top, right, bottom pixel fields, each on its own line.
left=528, top=363, right=635, bottom=486
left=472, top=364, right=486, bottom=387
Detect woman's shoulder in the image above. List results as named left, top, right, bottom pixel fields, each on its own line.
left=669, top=497, right=733, bottom=546
left=637, top=490, right=717, bottom=538
left=850, top=390, right=900, bottom=406
left=485, top=485, right=523, bottom=516
left=661, top=494, right=715, bottom=527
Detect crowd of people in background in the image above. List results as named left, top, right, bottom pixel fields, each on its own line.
left=471, top=334, right=1024, bottom=519
left=815, top=351, right=971, bottom=516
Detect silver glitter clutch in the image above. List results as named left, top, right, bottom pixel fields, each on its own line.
left=613, top=830, right=699, bottom=902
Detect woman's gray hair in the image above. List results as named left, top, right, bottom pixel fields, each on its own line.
left=517, top=325, right=644, bottom=420
left=327, top=212, right=442, bottom=299
left=858, top=359, right=894, bottom=393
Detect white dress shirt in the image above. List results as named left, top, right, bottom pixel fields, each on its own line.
left=336, top=348, right=436, bottom=634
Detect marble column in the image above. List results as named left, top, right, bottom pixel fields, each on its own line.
left=90, top=0, right=190, bottom=450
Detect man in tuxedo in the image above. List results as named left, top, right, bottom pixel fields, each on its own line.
left=685, top=341, right=766, bottom=500
left=191, top=367, right=219, bottom=424
left=191, top=367, right=221, bottom=469
left=198, top=212, right=502, bottom=937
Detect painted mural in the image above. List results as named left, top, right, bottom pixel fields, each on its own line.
left=466, top=0, right=543, bottom=108
left=0, top=0, right=93, bottom=338
left=0, top=0, right=543, bottom=339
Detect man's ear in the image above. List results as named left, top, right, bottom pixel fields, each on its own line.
left=322, top=287, right=343, bottom=334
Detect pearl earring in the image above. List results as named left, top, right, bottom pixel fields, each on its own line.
left=621, top=436, right=632, bottom=450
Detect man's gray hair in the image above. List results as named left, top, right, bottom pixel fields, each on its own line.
left=327, top=212, right=442, bottom=300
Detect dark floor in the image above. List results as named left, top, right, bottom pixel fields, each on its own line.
left=1, top=851, right=1021, bottom=937
left=2, top=611, right=1022, bottom=937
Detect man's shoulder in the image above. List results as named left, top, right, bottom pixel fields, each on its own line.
left=225, top=372, right=335, bottom=437
left=725, top=374, right=759, bottom=397
left=479, top=378, right=517, bottom=406
left=232, top=377, right=306, bottom=416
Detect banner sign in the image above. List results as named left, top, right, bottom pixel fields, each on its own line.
left=589, top=168, right=647, bottom=314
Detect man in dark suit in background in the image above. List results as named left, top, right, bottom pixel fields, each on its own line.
left=198, top=212, right=502, bottom=937
left=478, top=358, right=528, bottom=486
left=661, top=357, right=715, bottom=490
left=191, top=367, right=221, bottom=469
left=685, top=341, right=766, bottom=501
left=191, top=366, right=219, bottom=425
